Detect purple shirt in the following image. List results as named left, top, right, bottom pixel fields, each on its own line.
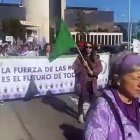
left=111, top=88, right=139, bottom=131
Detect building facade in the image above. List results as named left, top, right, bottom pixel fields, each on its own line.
left=23, top=0, right=66, bottom=42
left=71, top=32, right=123, bottom=46
left=115, top=22, right=140, bottom=42
left=65, top=7, right=123, bottom=46
left=0, top=1, right=123, bottom=46
left=65, top=7, right=115, bottom=32
left=0, top=3, right=25, bottom=20
left=0, top=0, right=66, bottom=43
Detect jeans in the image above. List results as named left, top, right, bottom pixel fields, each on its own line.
left=78, top=81, right=96, bottom=115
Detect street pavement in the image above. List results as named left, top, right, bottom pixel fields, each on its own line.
left=0, top=94, right=84, bottom=140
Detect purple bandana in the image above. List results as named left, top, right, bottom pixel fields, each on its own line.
left=111, top=88, right=140, bottom=131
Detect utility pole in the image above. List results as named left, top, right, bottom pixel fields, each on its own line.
left=128, top=0, right=131, bottom=50
left=21, top=0, right=22, bottom=5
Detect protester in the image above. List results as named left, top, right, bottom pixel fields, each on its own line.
left=21, top=45, right=30, bottom=56
left=20, top=45, right=38, bottom=56
left=77, top=38, right=86, bottom=51
left=96, top=44, right=103, bottom=53
left=40, top=43, right=51, bottom=57
left=73, top=42, right=102, bottom=123
left=85, top=52, right=140, bottom=140
left=0, top=44, right=8, bottom=56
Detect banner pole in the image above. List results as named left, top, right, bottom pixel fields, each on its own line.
left=76, top=45, right=91, bottom=72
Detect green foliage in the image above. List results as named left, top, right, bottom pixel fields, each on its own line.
left=1, top=18, right=26, bottom=41
left=117, top=25, right=128, bottom=41
left=137, top=32, right=140, bottom=39
left=75, top=10, right=90, bottom=40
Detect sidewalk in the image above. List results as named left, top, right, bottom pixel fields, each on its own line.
left=0, top=94, right=83, bottom=140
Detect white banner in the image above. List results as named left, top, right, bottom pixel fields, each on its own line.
left=0, top=40, right=2, bottom=45
left=133, top=39, right=140, bottom=53
left=0, top=54, right=109, bottom=100
left=97, top=53, right=109, bottom=89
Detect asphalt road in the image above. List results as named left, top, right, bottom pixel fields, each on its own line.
left=0, top=94, right=84, bottom=140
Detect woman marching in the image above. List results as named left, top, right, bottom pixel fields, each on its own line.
left=73, top=42, right=102, bottom=123
left=85, top=52, right=140, bottom=140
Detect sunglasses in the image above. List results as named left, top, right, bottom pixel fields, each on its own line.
left=85, top=46, right=92, bottom=49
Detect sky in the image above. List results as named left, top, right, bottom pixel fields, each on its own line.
left=0, top=0, right=20, bottom=4
left=1, top=0, right=140, bottom=22
left=67, top=0, right=140, bottom=22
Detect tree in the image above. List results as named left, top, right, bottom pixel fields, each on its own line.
left=135, top=20, right=140, bottom=40
left=117, top=25, right=128, bottom=41
left=74, top=10, right=90, bottom=41
left=136, top=32, right=140, bottom=40
left=1, top=18, right=26, bottom=41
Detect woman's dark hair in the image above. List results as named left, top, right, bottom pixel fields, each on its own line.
left=40, top=43, right=52, bottom=56
left=43, top=43, right=50, bottom=50
left=80, top=42, right=95, bottom=61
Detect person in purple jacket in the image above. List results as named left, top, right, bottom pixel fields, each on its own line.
left=85, top=52, right=140, bottom=140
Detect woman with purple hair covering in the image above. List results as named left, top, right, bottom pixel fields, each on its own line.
left=85, top=52, right=140, bottom=140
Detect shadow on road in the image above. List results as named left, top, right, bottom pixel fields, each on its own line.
left=42, top=95, right=78, bottom=119
left=60, top=124, right=83, bottom=140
